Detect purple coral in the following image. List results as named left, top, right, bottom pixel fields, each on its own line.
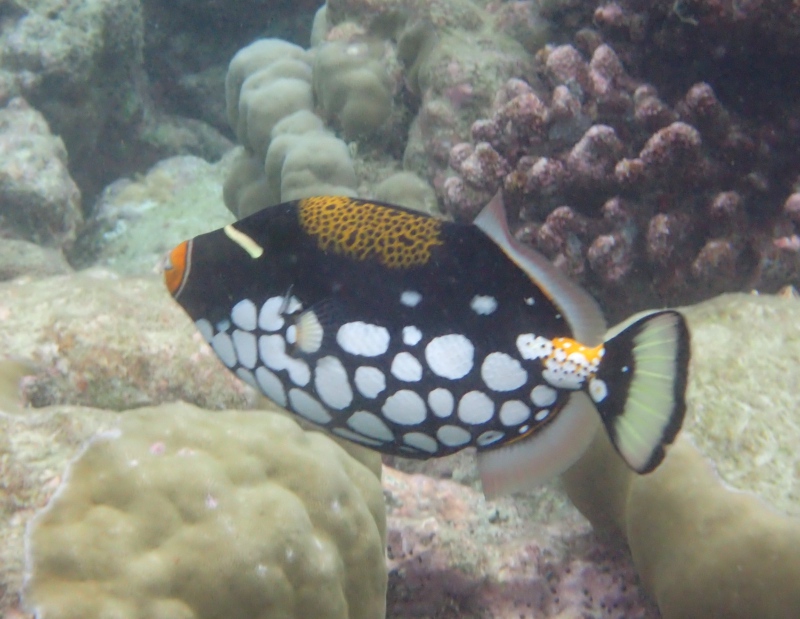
left=443, top=35, right=800, bottom=316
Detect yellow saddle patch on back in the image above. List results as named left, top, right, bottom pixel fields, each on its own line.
left=298, top=197, right=443, bottom=268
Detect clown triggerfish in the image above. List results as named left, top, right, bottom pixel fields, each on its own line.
left=164, top=193, right=690, bottom=496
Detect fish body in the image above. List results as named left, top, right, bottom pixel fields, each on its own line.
left=165, top=194, right=689, bottom=496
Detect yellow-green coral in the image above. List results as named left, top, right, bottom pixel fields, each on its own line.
left=222, top=39, right=360, bottom=215
left=25, top=404, right=386, bottom=619
left=312, top=39, right=393, bottom=140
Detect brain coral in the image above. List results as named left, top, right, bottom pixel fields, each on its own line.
left=24, top=403, right=386, bottom=619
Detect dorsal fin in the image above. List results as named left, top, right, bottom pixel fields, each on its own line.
left=474, top=192, right=606, bottom=346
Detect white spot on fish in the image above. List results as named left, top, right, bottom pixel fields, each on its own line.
left=337, top=321, right=390, bottom=357
left=534, top=409, right=550, bottom=422
left=354, top=366, right=386, bottom=399
left=530, top=384, right=558, bottom=407
left=382, top=390, right=427, bottom=425
left=589, top=378, right=608, bottom=403
left=288, top=388, right=331, bottom=424
left=542, top=358, right=582, bottom=390
left=470, top=295, right=498, bottom=315
left=195, top=318, right=213, bottom=343
left=402, top=325, right=422, bottom=346
left=400, top=290, right=422, bottom=307
left=347, top=411, right=394, bottom=441
left=258, top=334, right=310, bottom=386
left=402, top=432, right=438, bottom=453
left=481, top=352, right=527, bottom=391
left=436, top=425, right=472, bottom=447
left=258, top=297, right=286, bottom=332
left=425, top=334, right=474, bottom=379
left=231, top=299, right=258, bottom=331
left=232, top=329, right=257, bottom=369
left=428, top=388, right=454, bottom=418
left=524, top=297, right=535, bottom=306
left=391, top=352, right=423, bottom=382
left=499, top=400, right=531, bottom=426
left=285, top=325, right=297, bottom=345
left=255, top=367, right=287, bottom=407
left=517, top=334, right=553, bottom=360
left=314, top=356, right=353, bottom=410
left=457, top=390, right=494, bottom=425
left=211, top=332, right=237, bottom=368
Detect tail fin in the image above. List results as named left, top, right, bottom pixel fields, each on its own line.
left=591, top=310, right=690, bottom=473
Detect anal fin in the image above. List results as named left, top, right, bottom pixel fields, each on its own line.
left=477, top=392, right=600, bottom=498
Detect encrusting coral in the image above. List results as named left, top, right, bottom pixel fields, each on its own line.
left=223, top=39, right=357, bottom=217
left=563, top=434, right=800, bottom=619
left=24, top=404, right=386, bottom=619
left=563, top=292, right=800, bottom=619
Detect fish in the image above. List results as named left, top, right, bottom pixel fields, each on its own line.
left=163, top=193, right=690, bottom=497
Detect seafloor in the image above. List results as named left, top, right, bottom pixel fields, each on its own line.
left=0, top=1, right=799, bottom=618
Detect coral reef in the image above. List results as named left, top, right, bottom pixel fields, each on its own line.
left=385, top=290, right=800, bottom=616
left=0, top=98, right=82, bottom=250
left=24, top=404, right=386, bottom=619
left=1, top=1, right=799, bottom=618
left=384, top=467, right=659, bottom=618
left=222, top=38, right=359, bottom=215
left=0, top=240, right=72, bottom=282
left=1, top=248, right=798, bottom=618
left=444, top=39, right=800, bottom=319
left=563, top=291, right=800, bottom=619
left=592, top=0, right=800, bottom=58
left=0, top=269, right=257, bottom=411
left=222, top=29, right=438, bottom=217
left=0, top=0, right=234, bottom=204
left=1, top=0, right=796, bottom=313
left=71, top=155, right=235, bottom=273
left=564, top=437, right=800, bottom=619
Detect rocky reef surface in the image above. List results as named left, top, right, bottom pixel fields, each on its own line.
left=0, top=0, right=799, bottom=617
left=0, top=159, right=797, bottom=619
left=0, top=0, right=798, bottom=317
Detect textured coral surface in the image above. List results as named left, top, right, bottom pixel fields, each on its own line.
left=0, top=1, right=799, bottom=617
left=1, top=270, right=798, bottom=618
left=25, top=405, right=387, bottom=619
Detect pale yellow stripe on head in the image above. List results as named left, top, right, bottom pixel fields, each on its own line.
left=224, top=224, right=264, bottom=258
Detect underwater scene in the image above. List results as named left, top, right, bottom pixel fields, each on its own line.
left=0, top=0, right=799, bottom=618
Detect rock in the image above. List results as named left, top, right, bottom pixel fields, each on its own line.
left=0, top=269, right=257, bottom=411
left=0, top=98, right=82, bottom=249
left=71, top=154, right=235, bottom=274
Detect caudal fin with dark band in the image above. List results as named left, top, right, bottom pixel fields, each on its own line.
left=592, top=310, right=690, bottom=473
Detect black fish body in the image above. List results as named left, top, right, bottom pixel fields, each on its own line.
left=165, top=194, right=690, bottom=496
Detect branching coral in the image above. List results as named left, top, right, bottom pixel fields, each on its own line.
left=444, top=40, right=800, bottom=319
